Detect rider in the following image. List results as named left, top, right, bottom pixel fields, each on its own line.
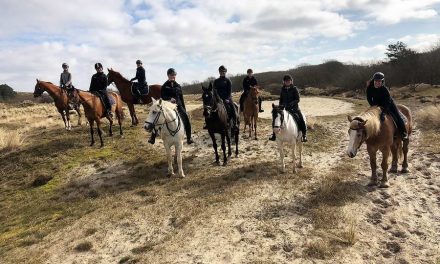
left=366, top=72, right=408, bottom=140
left=60, top=63, right=73, bottom=92
left=240, top=68, right=264, bottom=113
left=269, top=74, right=307, bottom=142
left=148, top=68, right=194, bottom=145
left=89, top=62, right=112, bottom=118
left=130, top=59, right=148, bottom=103
left=213, top=65, right=238, bottom=129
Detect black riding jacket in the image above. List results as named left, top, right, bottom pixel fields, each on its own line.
left=279, top=85, right=300, bottom=112
left=161, top=80, right=186, bottom=110
left=89, top=72, right=108, bottom=92
left=213, top=76, right=232, bottom=100
left=131, top=66, right=146, bottom=84
left=242, top=76, right=258, bottom=92
left=366, top=82, right=396, bottom=112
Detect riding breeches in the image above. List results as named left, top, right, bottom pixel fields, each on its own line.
left=177, top=105, right=192, bottom=139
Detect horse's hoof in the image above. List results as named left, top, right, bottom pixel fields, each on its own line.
left=109, top=134, right=113, bottom=137
left=215, top=161, right=221, bottom=166
left=179, top=174, right=185, bottom=178
left=90, top=142, right=95, bottom=146
left=401, top=168, right=410, bottom=173
left=367, top=180, right=377, bottom=186
left=389, top=167, right=398, bottom=173
left=293, top=169, right=297, bottom=174
left=99, top=144, right=104, bottom=148
left=379, top=181, right=390, bottom=188
left=297, top=164, right=303, bottom=168
left=223, top=162, right=228, bottom=166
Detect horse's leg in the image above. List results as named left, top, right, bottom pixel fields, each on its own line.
left=96, top=120, right=104, bottom=147
left=401, top=139, right=410, bottom=173
left=176, top=142, right=185, bottom=178
left=66, top=110, right=72, bottom=130
left=165, top=144, right=175, bottom=177
left=75, top=106, right=82, bottom=126
left=209, top=132, right=220, bottom=165
left=89, top=120, right=95, bottom=146
left=221, top=133, right=227, bottom=166
left=226, top=129, right=232, bottom=158
left=235, top=127, right=239, bottom=157
left=291, top=141, right=297, bottom=173
left=254, top=116, right=258, bottom=140
left=297, top=141, right=303, bottom=168
left=127, top=103, right=136, bottom=126
left=107, top=115, right=113, bottom=137
left=116, top=109, right=123, bottom=136
left=59, top=110, right=67, bottom=130
left=277, top=140, right=285, bottom=173
left=380, top=147, right=391, bottom=188
left=367, top=145, right=378, bottom=186
left=389, top=142, right=398, bottom=173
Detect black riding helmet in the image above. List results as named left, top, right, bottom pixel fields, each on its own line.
left=94, top=62, right=103, bottom=70
left=136, top=59, right=142, bottom=65
left=247, top=68, right=253, bottom=74
left=218, top=65, right=227, bottom=72
left=283, top=74, right=293, bottom=81
left=372, top=72, right=385, bottom=85
left=62, top=63, right=69, bottom=68
left=167, top=68, right=177, bottom=75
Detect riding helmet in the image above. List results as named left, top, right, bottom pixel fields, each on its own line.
left=94, top=62, right=103, bottom=70
left=218, top=65, right=227, bottom=72
left=167, top=68, right=177, bottom=75
left=372, top=72, right=385, bottom=81
left=136, top=59, right=142, bottom=65
left=247, top=68, right=253, bottom=74
left=283, top=74, right=293, bottom=81
left=62, top=63, right=69, bottom=68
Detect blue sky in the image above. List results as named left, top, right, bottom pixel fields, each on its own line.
left=0, top=0, right=439, bottom=92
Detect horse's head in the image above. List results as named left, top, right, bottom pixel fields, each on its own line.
left=106, top=68, right=117, bottom=85
left=34, top=79, right=45, bottom=97
left=346, top=115, right=367, bottom=158
left=144, top=98, right=166, bottom=132
left=249, top=86, right=259, bottom=104
left=202, top=82, right=216, bottom=118
left=66, top=88, right=80, bottom=104
left=272, top=103, right=285, bottom=134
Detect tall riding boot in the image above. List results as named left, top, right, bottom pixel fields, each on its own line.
left=101, top=92, right=113, bottom=119
left=390, top=104, right=408, bottom=140
left=239, top=93, right=245, bottom=113
left=259, top=97, right=264, bottom=112
left=178, top=107, right=194, bottom=144
left=297, top=110, right=307, bottom=142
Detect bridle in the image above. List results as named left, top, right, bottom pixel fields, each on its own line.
left=272, top=109, right=285, bottom=129
left=145, top=104, right=181, bottom=136
left=349, top=119, right=367, bottom=148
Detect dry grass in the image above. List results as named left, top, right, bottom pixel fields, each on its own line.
left=304, top=239, right=334, bottom=259
left=0, top=129, right=26, bottom=152
left=416, top=105, right=440, bottom=130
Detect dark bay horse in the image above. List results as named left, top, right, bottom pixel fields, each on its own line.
left=34, top=80, right=82, bottom=130
left=202, top=83, right=239, bottom=165
left=67, top=88, right=124, bottom=147
left=106, top=68, right=161, bottom=126
left=243, top=86, right=259, bottom=140
left=347, top=105, right=412, bottom=187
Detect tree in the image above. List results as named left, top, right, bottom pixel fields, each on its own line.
left=385, top=41, right=416, bottom=63
left=0, top=84, right=17, bottom=100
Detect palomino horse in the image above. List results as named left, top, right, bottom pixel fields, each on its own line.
left=67, top=88, right=124, bottom=147
left=272, top=104, right=305, bottom=173
left=34, top=80, right=82, bottom=130
left=347, top=105, right=412, bottom=188
left=107, top=68, right=161, bottom=126
left=144, top=99, right=185, bottom=178
left=202, top=83, right=239, bottom=165
left=243, top=86, right=259, bottom=140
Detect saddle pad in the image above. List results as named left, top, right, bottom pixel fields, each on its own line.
left=131, top=83, right=149, bottom=96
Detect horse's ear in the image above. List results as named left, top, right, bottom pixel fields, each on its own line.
left=158, top=98, right=162, bottom=105
left=359, top=120, right=367, bottom=128
left=272, top=103, right=275, bottom=108
left=202, top=85, right=206, bottom=91
left=347, top=115, right=353, bottom=122
left=152, top=98, right=156, bottom=103
left=208, top=82, right=212, bottom=91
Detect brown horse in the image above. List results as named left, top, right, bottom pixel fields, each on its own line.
left=106, top=68, right=161, bottom=126
left=243, top=86, right=259, bottom=140
left=347, top=105, right=412, bottom=187
left=34, top=80, right=82, bottom=130
left=67, top=88, right=124, bottom=147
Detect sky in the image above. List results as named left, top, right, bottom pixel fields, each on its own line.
left=0, top=0, right=439, bottom=92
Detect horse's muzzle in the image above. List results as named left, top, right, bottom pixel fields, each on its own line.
left=144, top=122, right=154, bottom=132
left=273, top=127, right=281, bottom=134
left=347, top=150, right=357, bottom=158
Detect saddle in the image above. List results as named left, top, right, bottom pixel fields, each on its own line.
left=93, top=91, right=115, bottom=106
left=131, top=82, right=149, bottom=101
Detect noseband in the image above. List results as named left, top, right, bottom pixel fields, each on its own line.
left=145, top=105, right=181, bottom=136
left=272, top=110, right=284, bottom=129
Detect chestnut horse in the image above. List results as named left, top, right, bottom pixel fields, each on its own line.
left=67, top=88, right=124, bottom=147
left=34, top=80, right=82, bottom=130
left=347, top=105, right=412, bottom=187
left=243, top=86, right=259, bottom=140
left=106, top=68, right=161, bottom=126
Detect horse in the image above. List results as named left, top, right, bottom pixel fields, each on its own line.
left=144, top=99, right=185, bottom=178
left=243, top=86, right=260, bottom=140
left=67, top=88, right=124, bottom=147
left=272, top=104, right=305, bottom=173
left=106, top=68, right=161, bottom=126
left=34, top=80, right=82, bottom=130
left=347, top=105, right=412, bottom=188
left=202, top=83, right=239, bottom=166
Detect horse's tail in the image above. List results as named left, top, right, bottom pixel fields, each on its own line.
left=111, top=92, right=125, bottom=120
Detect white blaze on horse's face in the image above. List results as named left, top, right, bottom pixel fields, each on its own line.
left=273, top=112, right=282, bottom=134
left=347, top=119, right=366, bottom=158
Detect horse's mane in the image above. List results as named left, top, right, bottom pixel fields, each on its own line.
left=354, top=106, right=381, bottom=138
left=109, top=69, right=130, bottom=82
left=156, top=99, right=177, bottom=110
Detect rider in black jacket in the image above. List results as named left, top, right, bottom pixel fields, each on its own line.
left=148, top=68, right=194, bottom=145
left=89, top=62, right=112, bottom=118
left=240, top=69, right=264, bottom=113
left=269, top=75, right=307, bottom=142
left=366, top=72, right=408, bottom=140
left=130, top=60, right=148, bottom=103
left=213, top=65, right=238, bottom=129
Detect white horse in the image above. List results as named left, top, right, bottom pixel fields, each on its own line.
left=272, top=104, right=305, bottom=173
left=144, top=98, right=185, bottom=178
